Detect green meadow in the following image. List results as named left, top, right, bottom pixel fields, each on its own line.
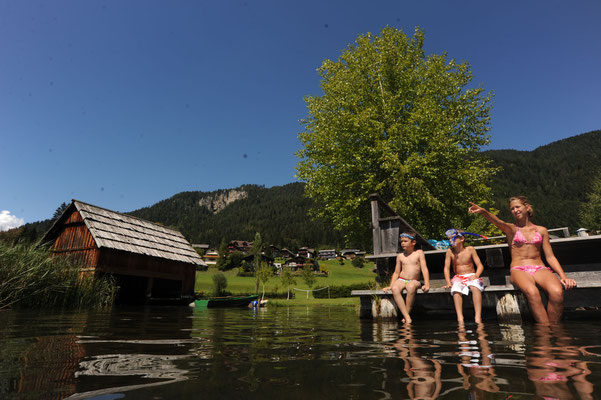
left=194, top=259, right=377, bottom=303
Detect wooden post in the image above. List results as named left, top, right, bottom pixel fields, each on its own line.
left=495, top=292, right=524, bottom=323
left=145, top=277, right=154, bottom=298
left=374, top=297, right=398, bottom=319
left=370, top=194, right=381, bottom=256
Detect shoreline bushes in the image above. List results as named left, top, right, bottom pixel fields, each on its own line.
left=312, top=283, right=371, bottom=299
left=0, top=242, right=117, bottom=310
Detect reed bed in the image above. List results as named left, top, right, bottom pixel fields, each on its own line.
left=0, top=242, right=117, bottom=310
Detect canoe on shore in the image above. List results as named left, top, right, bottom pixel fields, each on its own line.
left=194, top=295, right=259, bottom=308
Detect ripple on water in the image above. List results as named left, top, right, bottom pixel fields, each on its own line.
left=1, top=307, right=601, bottom=399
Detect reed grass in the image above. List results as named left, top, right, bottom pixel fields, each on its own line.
left=0, top=242, right=117, bottom=310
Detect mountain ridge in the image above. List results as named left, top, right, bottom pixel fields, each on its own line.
left=5, top=129, right=600, bottom=249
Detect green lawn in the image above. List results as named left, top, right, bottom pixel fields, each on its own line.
left=195, top=259, right=377, bottom=299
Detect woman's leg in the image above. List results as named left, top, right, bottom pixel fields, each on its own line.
left=534, top=269, right=564, bottom=323
left=510, top=270, right=549, bottom=323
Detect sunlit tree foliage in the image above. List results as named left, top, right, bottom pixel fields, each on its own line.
left=296, top=27, right=498, bottom=241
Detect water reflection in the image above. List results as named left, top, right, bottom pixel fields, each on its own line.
left=67, top=306, right=195, bottom=399
left=0, top=311, right=88, bottom=399
left=391, top=325, right=442, bottom=399
left=1, top=307, right=600, bottom=399
left=526, top=324, right=594, bottom=400
left=456, top=323, right=499, bottom=398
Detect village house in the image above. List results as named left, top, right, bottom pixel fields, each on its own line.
left=202, top=250, right=219, bottom=265
left=228, top=240, right=253, bottom=253
left=191, top=244, right=210, bottom=270
left=283, top=256, right=310, bottom=272
left=280, top=248, right=297, bottom=259
left=268, top=244, right=283, bottom=258
left=241, top=253, right=275, bottom=266
left=340, top=249, right=366, bottom=260
left=297, top=247, right=316, bottom=259
left=191, top=243, right=210, bottom=253
left=317, top=249, right=337, bottom=260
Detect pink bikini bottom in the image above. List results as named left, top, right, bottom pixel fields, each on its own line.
left=510, top=265, right=551, bottom=276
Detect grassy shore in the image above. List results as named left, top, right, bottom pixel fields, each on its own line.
left=0, top=242, right=117, bottom=310
left=195, top=259, right=377, bottom=302
left=268, top=297, right=360, bottom=307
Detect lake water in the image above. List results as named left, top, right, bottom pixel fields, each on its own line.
left=1, top=305, right=600, bottom=399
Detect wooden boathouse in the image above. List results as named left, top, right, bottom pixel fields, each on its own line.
left=353, top=194, right=601, bottom=321
left=42, top=200, right=202, bottom=303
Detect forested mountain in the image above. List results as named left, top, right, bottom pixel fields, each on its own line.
left=128, top=183, right=348, bottom=250
left=485, top=129, right=601, bottom=230
left=4, top=130, right=600, bottom=249
left=128, top=129, right=601, bottom=246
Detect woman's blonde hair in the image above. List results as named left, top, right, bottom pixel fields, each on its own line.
left=509, top=196, right=534, bottom=217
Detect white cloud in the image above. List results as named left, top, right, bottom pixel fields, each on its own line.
left=0, top=210, right=25, bottom=231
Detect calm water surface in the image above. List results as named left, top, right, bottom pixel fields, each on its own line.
left=0, top=305, right=600, bottom=399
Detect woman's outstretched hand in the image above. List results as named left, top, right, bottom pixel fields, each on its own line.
left=468, top=202, right=483, bottom=214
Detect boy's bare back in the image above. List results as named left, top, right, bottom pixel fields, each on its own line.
left=398, top=250, right=425, bottom=280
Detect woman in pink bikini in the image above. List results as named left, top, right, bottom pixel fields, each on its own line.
left=468, top=196, right=577, bottom=323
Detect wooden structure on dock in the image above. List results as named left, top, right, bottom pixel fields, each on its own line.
left=354, top=194, right=601, bottom=321
left=42, top=200, right=202, bottom=303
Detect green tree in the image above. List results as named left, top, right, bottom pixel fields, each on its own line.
left=228, top=251, right=245, bottom=270
left=296, top=27, right=498, bottom=242
left=216, top=237, right=229, bottom=271
left=351, top=257, right=365, bottom=269
left=280, top=269, right=297, bottom=300
left=53, top=202, right=70, bottom=219
left=256, top=265, right=272, bottom=301
left=211, top=272, right=228, bottom=296
left=251, top=232, right=263, bottom=294
left=580, top=170, right=601, bottom=231
left=464, top=203, right=503, bottom=241
left=300, top=266, right=316, bottom=298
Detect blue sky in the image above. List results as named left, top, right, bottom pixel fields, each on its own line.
left=1, top=0, right=600, bottom=228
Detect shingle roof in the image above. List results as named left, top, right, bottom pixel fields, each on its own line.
left=46, top=200, right=203, bottom=265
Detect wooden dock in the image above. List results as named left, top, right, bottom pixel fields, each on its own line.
left=360, top=193, right=601, bottom=321
left=352, top=271, right=601, bottom=322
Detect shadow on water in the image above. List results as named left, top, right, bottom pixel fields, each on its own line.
left=0, top=305, right=600, bottom=399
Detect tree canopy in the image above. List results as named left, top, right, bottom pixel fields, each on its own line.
left=296, top=26, right=498, bottom=240
left=579, top=169, right=601, bottom=231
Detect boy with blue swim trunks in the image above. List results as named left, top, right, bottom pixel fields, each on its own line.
left=383, top=230, right=430, bottom=323
left=443, top=229, right=486, bottom=323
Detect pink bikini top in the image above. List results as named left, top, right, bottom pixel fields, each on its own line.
left=512, top=226, right=542, bottom=245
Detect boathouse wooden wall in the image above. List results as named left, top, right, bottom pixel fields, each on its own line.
left=96, top=249, right=196, bottom=295
left=51, top=210, right=100, bottom=270
left=48, top=206, right=196, bottom=299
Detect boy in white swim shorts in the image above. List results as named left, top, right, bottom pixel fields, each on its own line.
left=443, top=229, right=486, bottom=323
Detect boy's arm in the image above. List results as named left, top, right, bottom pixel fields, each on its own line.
left=382, top=254, right=402, bottom=291
left=418, top=250, right=430, bottom=292
left=469, top=247, right=484, bottom=279
left=443, top=250, right=452, bottom=288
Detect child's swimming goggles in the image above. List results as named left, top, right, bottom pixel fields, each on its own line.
left=445, top=228, right=487, bottom=244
